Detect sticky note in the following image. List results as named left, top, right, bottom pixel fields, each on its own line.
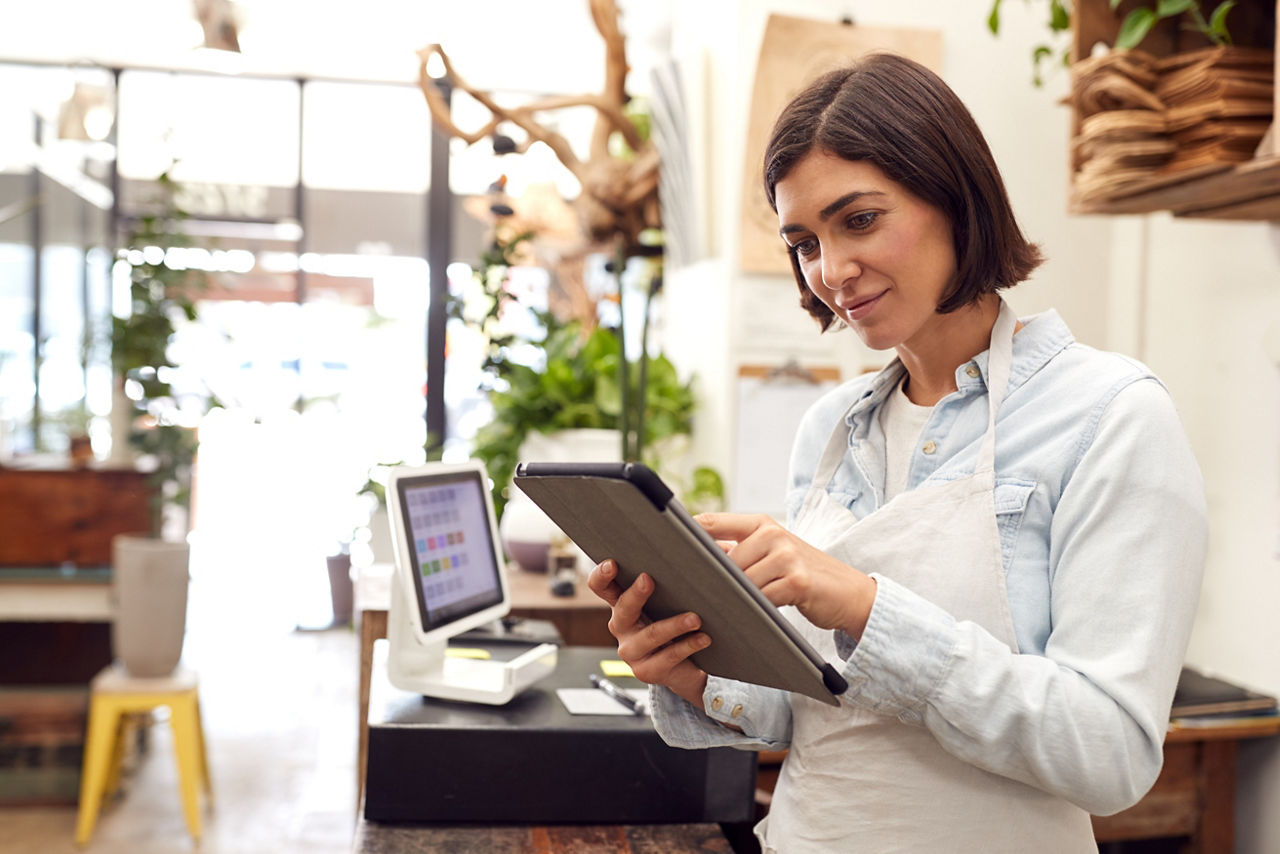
left=446, top=648, right=491, bottom=660
left=600, top=660, right=635, bottom=678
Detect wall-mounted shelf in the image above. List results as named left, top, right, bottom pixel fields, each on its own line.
left=1069, top=0, right=1279, bottom=220
left=1074, top=155, right=1280, bottom=218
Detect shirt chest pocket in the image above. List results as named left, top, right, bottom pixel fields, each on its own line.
left=994, top=479, right=1036, bottom=570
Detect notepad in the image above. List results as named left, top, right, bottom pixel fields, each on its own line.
left=556, top=688, right=650, bottom=716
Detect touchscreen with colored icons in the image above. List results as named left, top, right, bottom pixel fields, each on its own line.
left=396, top=470, right=504, bottom=631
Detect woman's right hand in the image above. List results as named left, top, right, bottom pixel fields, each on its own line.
left=586, top=559, right=712, bottom=710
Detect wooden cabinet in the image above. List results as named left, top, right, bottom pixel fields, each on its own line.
left=0, top=467, right=152, bottom=567
left=0, top=467, right=153, bottom=686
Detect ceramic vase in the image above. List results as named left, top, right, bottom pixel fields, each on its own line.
left=111, top=535, right=190, bottom=678
left=500, top=428, right=622, bottom=573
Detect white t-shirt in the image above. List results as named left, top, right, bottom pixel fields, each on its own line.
left=879, top=376, right=933, bottom=502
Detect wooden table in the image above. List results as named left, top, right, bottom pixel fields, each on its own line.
left=353, top=820, right=733, bottom=853
left=1091, top=717, right=1280, bottom=851
left=354, top=563, right=612, bottom=810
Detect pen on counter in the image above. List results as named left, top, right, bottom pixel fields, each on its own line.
left=590, top=673, right=644, bottom=716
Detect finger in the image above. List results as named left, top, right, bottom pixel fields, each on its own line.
left=609, top=572, right=654, bottom=633
left=586, top=560, right=623, bottom=606
left=631, top=632, right=712, bottom=684
left=726, top=522, right=793, bottom=572
left=714, top=539, right=734, bottom=555
left=618, top=611, right=702, bottom=661
left=696, top=512, right=773, bottom=541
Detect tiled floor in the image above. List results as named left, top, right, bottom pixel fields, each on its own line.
left=0, top=562, right=359, bottom=854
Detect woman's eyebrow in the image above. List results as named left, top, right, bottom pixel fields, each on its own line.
left=819, top=190, right=886, bottom=221
left=779, top=190, right=888, bottom=237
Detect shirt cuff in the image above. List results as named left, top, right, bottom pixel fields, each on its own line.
left=648, top=678, right=789, bottom=750
left=841, top=573, right=958, bottom=723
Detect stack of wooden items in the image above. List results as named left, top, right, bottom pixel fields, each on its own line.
left=1070, top=46, right=1274, bottom=206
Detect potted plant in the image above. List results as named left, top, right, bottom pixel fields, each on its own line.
left=108, top=170, right=217, bottom=677
left=455, top=223, right=723, bottom=572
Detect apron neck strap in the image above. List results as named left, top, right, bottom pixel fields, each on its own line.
left=976, top=299, right=1017, bottom=474
left=812, top=299, right=1018, bottom=488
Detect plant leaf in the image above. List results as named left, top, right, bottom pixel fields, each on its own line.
left=987, top=0, right=1002, bottom=35
left=1115, top=8, right=1158, bottom=49
left=1155, top=0, right=1196, bottom=19
left=1049, top=0, right=1070, bottom=31
left=1109, top=0, right=1124, bottom=9
left=1208, top=0, right=1236, bottom=41
left=1031, top=45, right=1054, bottom=87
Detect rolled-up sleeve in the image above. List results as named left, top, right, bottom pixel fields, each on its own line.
left=650, top=676, right=792, bottom=750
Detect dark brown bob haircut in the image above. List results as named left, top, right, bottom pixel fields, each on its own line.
left=763, top=53, right=1043, bottom=331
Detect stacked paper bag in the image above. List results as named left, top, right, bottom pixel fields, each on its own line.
left=1070, top=45, right=1275, bottom=207
left=1155, top=46, right=1274, bottom=173
left=1070, top=50, right=1174, bottom=203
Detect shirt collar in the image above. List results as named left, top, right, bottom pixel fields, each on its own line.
left=843, top=307, right=1075, bottom=425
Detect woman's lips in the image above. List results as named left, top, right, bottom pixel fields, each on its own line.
left=844, top=290, right=887, bottom=321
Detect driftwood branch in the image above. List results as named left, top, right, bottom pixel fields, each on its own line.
left=416, top=0, right=660, bottom=251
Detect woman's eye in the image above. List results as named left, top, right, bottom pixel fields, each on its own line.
left=789, top=238, right=818, bottom=258
left=848, top=211, right=879, bottom=231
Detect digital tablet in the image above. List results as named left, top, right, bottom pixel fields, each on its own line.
left=512, top=462, right=847, bottom=705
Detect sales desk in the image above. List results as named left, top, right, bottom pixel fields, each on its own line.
left=354, top=563, right=611, bottom=808
left=358, top=641, right=755, bottom=852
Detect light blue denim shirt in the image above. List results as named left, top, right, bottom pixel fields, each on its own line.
left=650, top=309, right=1207, bottom=816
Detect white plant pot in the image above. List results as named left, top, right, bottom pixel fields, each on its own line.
left=501, top=428, right=621, bottom=574
left=111, top=535, right=190, bottom=678
left=367, top=506, right=396, bottom=566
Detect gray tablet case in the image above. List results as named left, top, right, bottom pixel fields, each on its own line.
left=513, top=462, right=847, bottom=705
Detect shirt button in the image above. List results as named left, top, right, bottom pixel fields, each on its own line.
left=965, top=365, right=980, bottom=378
left=922, top=440, right=937, bottom=455
left=730, top=704, right=743, bottom=718
left=710, top=697, right=724, bottom=712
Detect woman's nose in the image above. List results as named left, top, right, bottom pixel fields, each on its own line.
left=821, top=247, right=861, bottom=291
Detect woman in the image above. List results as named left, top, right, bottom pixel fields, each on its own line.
left=588, top=53, right=1206, bottom=852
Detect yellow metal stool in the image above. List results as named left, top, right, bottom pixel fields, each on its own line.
left=75, top=664, right=211, bottom=846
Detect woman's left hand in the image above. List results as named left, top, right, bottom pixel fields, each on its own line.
left=697, top=512, right=877, bottom=640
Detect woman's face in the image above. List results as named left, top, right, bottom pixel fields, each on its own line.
left=774, top=149, right=957, bottom=353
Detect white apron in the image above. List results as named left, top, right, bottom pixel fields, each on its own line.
left=759, top=302, right=1096, bottom=853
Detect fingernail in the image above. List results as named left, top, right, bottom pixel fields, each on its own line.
left=637, top=573, right=650, bottom=592
left=695, top=634, right=711, bottom=648
left=684, top=614, right=699, bottom=631
left=601, top=561, right=614, bottom=577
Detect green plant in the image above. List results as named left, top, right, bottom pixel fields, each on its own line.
left=457, top=224, right=722, bottom=518
left=1110, top=0, right=1235, bottom=50
left=473, top=320, right=709, bottom=517
left=987, top=0, right=1237, bottom=86
left=988, top=0, right=1073, bottom=86
left=111, top=171, right=217, bottom=537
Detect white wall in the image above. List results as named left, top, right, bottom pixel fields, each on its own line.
left=1134, top=216, right=1280, bottom=854
left=666, top=2, right=1280, bottom=849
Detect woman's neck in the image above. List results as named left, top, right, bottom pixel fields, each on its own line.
left=896, top=295, right=1003, bottom=407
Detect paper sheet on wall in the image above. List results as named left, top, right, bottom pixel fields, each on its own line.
left=740, top=15, right=942, bottom=273
left=732, top=366, right=841, bottom=519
